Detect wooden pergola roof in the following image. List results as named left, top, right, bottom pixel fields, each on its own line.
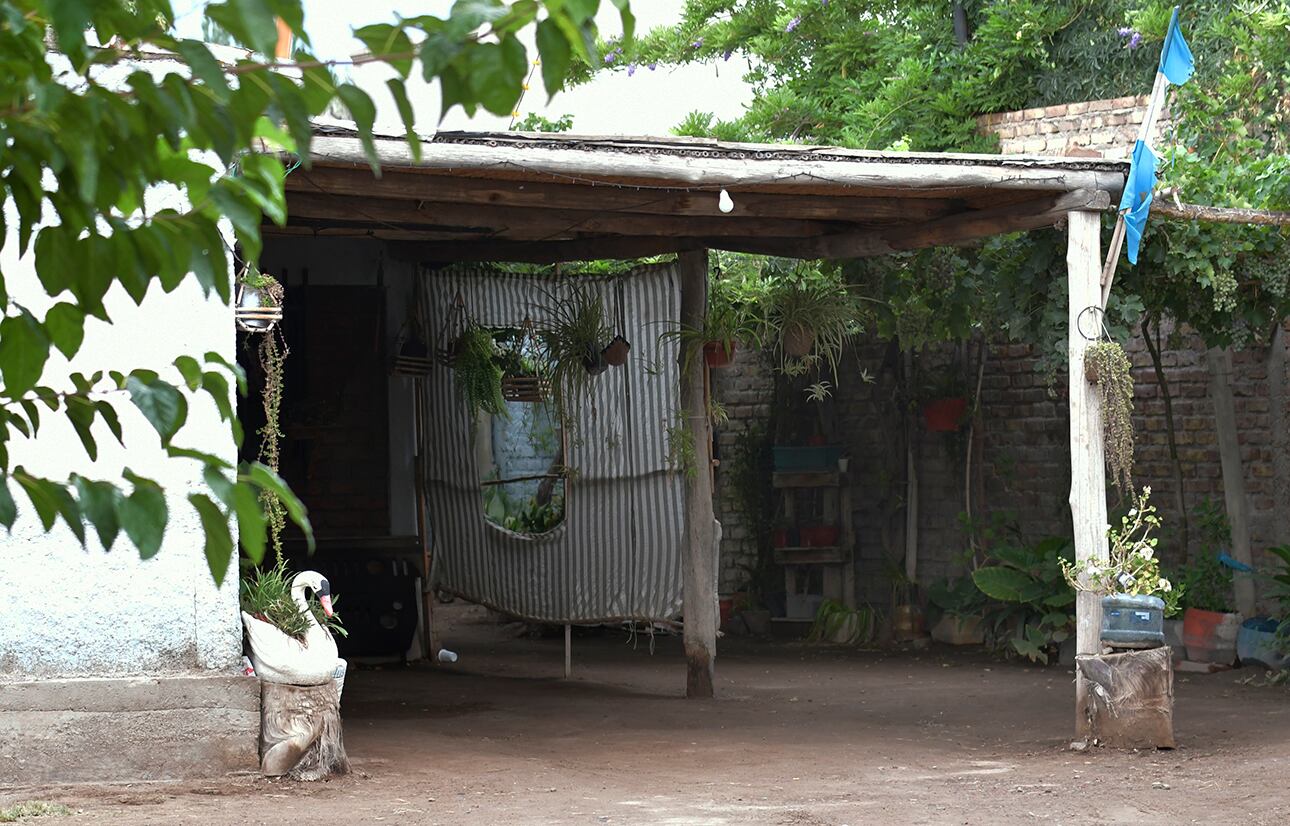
left=269, top=127, right=1128, bottom=263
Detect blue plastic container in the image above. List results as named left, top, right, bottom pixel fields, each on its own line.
left=1100, top=594, right=1165, bottom=648
left=772, top=446, right=841, bottom=472
left=1237, top=617, right=1290, bottom=670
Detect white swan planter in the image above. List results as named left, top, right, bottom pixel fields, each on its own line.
left=242, top=571, right=341, bottom=686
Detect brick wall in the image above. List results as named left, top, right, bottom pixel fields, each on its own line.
left=977, top=95, right=1172, bottom=159
left=711, top=327, right=1289, bottom=607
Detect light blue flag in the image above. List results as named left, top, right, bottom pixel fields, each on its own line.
left=1118, top=140, right=1158, bottom=264
left=1159, top=7, right=1194, bottom=86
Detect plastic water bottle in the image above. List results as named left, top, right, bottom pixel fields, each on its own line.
left=437, top=648, right=459, bottom=664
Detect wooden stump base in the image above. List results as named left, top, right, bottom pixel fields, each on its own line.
left=1076, top=646, right=1175, bottom=749
left=260, top=680, right=350, bottom=780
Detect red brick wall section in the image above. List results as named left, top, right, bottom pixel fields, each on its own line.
left=977, top=96, right=1174, bottom=159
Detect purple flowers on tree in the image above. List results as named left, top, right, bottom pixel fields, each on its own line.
left=1117, top=27, right=1143, bottom=50
left=785, top=16, right=801, bottom=33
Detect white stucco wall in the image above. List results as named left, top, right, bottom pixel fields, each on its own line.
left=0, top=58, right=242, bottom=681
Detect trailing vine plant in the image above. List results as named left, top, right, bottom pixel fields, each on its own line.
left=257, top=328, right=289, bottom=559
left=1084, top=339, right=1136, bottom=494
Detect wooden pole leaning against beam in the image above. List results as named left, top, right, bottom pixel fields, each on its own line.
left=676, top=249, right=717, bottom=700
left=1067, top=210, right=1110, bottom=739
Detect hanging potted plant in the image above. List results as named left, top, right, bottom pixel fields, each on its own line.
left=919, top=373, right=970, bottom=432
left=450, top=322, right=508, bottom=422
left=1061, top=487, right=1177, bottom=649
left=495, top=322, right=552, bottom=403
left=537, top=284, right=611, bottom=421
left=602, top=334, right=631, bottom=367
left=763, top=264, right=863, bottom=381
left=1084, top=339, right=1136, bottom=492
left=235, top=266, right=284, bottom=333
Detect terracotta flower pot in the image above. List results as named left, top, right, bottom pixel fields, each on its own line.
left=1182, top=607, right=1242, bottom=665
left=783, top=322, right=815, bottom=358
left=703, top=340, right=737, bottom=367
left=602, top=335, right=631, bottom=366
left=922, top=397, right=968, bottom=432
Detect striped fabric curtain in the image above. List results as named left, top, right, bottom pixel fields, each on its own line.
left=415, top=263, right=686, bottom=623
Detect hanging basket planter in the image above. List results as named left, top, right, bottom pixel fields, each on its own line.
left=602, top=335, right=631, bottom=367
left=922, top=397, right=968, bottom=432
left=782, top=323, right=815, bottom=358
left=235, top=282, right=284, bottom=333
left=501, top=374, right=551, bottom=403
left=392, top=337, right=434, bottom=376
left=704, top=340, right=737, bottom=368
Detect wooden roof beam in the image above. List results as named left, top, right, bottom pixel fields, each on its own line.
left=282, top=191, right=848, bottom=239
left=286, top=165, right=965, bottom=223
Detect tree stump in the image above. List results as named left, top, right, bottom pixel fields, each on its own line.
left=259, top=680, right=350, bottom=780
left=1076, top=646, right=1175, bottom=749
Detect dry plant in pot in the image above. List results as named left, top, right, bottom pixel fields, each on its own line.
left=1084, top=339, right=1135, bottom=493
left=236, top=266, right=284, bottom=333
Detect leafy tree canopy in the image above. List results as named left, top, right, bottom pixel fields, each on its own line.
left=588, top=0, right=1289, bottom=374
left=0, top=0, right=633, bottom=581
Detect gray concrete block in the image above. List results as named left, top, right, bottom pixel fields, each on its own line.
left=0, top=674, right=258, bottom=785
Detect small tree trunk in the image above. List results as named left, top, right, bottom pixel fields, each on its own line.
left=1076, top=647, right=1175, bottom=749
left=1141, top=315, right=1189, bottom=558
left=260, top=680, right=350, bottom=781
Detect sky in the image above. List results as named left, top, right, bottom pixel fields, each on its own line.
left=171, top=0, right=752, bottom=135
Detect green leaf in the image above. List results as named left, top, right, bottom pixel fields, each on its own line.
left=168, top=445, right=234, bottom=469
left=14, top=470, right=84, bottom=545
left=386, top=79, right=421, bottom=162
left=535, top=18, right=571, bottom=98
left=190, top=492, right=234, bottom=585
left=0, top=475, right=16, bottom=530
left=971, top=566, right=1033, bottom=603
left=336, top=84, right=380, bottom=174
left=118, top=471, right=168, bottom=559
left=608, top=0, right=635, bottom=42
left=203, top=351, right=248, bottom=395
left=74, top=475, right=121, bottom=551
left=65, top=398, right=98, bottom=461
left=0, top=309, right=52, bottom=396
left=468, top=39, right=527, bottom=116
left=201, top=371, right=234, bottom=423
left=44, top=303, right=86, bottom=360
left=206, top=0, right=278, bottom=56
left=355, top=23, right=415, bottom=78
left=174, top=40, right=232, bottom=102
left=232, top=481, right=267, bottom=564
left=210, top=182, right=263, bottom=261
left=245, top=462, right=313, bottom=551
left=94, top=401, right=124, bottom=446
left=126, top=374, right=188, bottom=445
left=174, top=355, right=203, bottom=391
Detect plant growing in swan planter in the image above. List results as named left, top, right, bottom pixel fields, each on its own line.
left=241, top=562, right=349, bottom=780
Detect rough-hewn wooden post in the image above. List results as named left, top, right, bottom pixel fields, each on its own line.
left=677, top=249, right=717, bottom=699
left=1067, top=210, right=1109, bottom=737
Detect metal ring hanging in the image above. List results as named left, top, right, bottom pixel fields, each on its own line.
left=1076, top=304, right=1108, bottom=342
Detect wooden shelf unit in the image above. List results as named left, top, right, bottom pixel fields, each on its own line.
left=772, top=466, right=856, bottom=614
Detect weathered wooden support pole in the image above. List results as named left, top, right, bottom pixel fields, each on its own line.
left=677, top=249, right=717, bottom=699
left=1206, top=346, right=1257, bottom=617
left=1067, top=210, right=1110, bottom=738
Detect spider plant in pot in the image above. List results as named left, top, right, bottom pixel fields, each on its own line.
left=764, top=266, right=863, bottom=381
left=537, top=284, right=611, bottom=421
left=451, top=322, right=508, bottom=423
left=1084, top=339, right=1135, bottom=493
left=660, top=286, right=760, bottom=373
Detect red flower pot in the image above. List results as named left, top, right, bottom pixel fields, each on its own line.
left=1182, top=607, right=1241, bottom=664
left=703, top=340, right=737, bottom=367
left=922, top=397, right=968, bottom=432
left=801, top=525, right=839, bottom=547
left=772, top=529, right=790, bottom=548
left=719, top=597, right=735, bottom=629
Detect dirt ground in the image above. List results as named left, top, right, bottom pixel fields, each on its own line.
left=6, top=603, right=1290, bottom=825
